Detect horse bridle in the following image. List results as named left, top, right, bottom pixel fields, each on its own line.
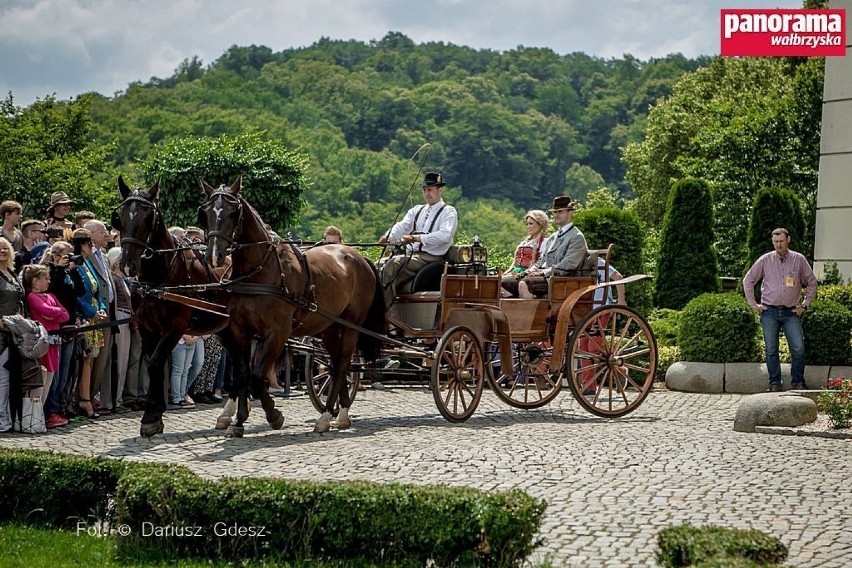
left=115, top=191, right=161, bottom=259
left=203, top=189, right=244, bottom=253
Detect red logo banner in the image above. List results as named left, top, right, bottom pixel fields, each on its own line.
left=721, top=9, right=846, bottom=56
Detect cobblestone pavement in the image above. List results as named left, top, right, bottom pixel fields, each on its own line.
left=1, top=386, right=850, bottom=567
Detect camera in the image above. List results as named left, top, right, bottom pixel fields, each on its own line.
left=65, top=254, right=83, bottom=264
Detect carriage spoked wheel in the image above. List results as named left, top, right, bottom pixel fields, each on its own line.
left=305, top=350, right=363, bottom=417
left=431, top=326, right=485, bottom=422
left=489, top=342, right=562, bottom=409
left=566, top=305, right=657, bottom=418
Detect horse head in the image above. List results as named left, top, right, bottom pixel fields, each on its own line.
left=113, top=175, right=161, bottom=276
left=199, top=177, right=242, bottom=268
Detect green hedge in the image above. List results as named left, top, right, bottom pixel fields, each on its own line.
left=678, top=294, right=761, bottom=363
left=0, top=449, right=544, bottom=567
left=801, top=299, right=852, bottom=365
left=116, top=466, right=544, bottom=566
left=657, top=525, right=788, bottom=567
left=0, top=449, right=128, bottom=528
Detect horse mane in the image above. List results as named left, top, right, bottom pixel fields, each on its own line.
left=238, top=194, right=272, bottom=241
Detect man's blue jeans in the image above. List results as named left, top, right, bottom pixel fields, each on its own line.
left=760, top=306, right=805, bottom=385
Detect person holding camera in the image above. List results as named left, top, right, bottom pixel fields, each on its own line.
left=41, top=240, right=85, bottom=422
left=71, top=228, right=107, bottom=419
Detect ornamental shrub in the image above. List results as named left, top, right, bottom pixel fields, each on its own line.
left=816, top=284, right=852, bottom=313
left=654, top=178, right=720, bottom=310
left=574, top=206, right=650, bottom=313
left=817, top=377, right=852, bottom=429
left=0, top=449, right=128, bottom=528
left=648, top=308, right=681, bottom=347
left=678, top=293, right=761, bottom=363
left=801, top=299, right=852, bottom=365
left=657, top=524, right=788, bottom=567
left=115, top=461, right=545, bottom=566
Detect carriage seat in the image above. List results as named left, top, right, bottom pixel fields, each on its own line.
left=398, top=259, right=446, bottom=294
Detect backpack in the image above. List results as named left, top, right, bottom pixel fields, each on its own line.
left=24, top=320, right=50, bottom=360
left=2, top=314, right=50, bottom=360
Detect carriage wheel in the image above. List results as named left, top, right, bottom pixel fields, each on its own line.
left=566, top=305, right=657, bottom=418
left=305, top=351, right=362, bottom=416
left=489, top=342, right=562, bottom=409
left=431, top=326, right=485, bottom=422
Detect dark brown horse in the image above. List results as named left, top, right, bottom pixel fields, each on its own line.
left=112, top=177, right=285, bottom=437
left=198, top=179, right=385, bottom=435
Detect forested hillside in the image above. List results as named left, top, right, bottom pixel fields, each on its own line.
left=85, top=32, right=707, bottom=245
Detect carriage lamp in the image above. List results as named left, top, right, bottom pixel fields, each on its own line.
left=471, top=237, right=487, bottom=264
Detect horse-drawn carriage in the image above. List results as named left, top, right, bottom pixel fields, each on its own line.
left=114, top=178, right=657, bottom=438
left=301, top=242, right=657, bottom=423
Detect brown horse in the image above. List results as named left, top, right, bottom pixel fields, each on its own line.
left=198, top=179, right=385, bottom=435
left=112, top=177, right=284, bottom=437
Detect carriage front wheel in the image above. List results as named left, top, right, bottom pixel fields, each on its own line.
left=566, top=305, right=657, bottom=418
left=431, top=326, right=485, bottom=422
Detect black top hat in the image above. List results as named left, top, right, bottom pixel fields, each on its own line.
left=421, top=172, right=446, bottom=187
left=548, top=195, right=576, bottom=211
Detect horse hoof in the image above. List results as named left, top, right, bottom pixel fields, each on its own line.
left=336, top=408, right=351, bottom=430
left=269, top=411, right=285, bottom=430
left=215, top=416, right=232, bottom=430
left=140, top=420, right=164, bottom=438
left=226, top=425, right=244, bottom=438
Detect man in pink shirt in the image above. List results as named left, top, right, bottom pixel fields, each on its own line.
left=743, top=228, right=817, bottom=392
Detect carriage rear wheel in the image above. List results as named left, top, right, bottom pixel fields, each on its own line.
left=305, top=350, right=362, bottom=417
left=431, top=326, right=485, bottom=422
left=489, top=342, right=563, bottom=409
left=566, top=305, right=657, bottom=417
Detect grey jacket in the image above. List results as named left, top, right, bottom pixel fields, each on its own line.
left=533, top=224, right=588, bottom=276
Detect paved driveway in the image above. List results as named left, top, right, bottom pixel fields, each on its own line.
left=1, top=387, right=849, bottom=567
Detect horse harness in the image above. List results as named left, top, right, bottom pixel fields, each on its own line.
left=202, top=188, right=319, bottom=330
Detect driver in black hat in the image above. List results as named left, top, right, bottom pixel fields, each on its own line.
left=378, top=172, right=458, bottom=308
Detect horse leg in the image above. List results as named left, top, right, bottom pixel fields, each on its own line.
left=140, top=331, right=179, bottom=438
left=334, top=328, right=360, bottom=430
left=315, top=327, right=357, bottom=432
left=227, top=352, right=252, bottom=438
left=253, top=337, right=286, bottom=430
left=215, top=332, right=240, bottom=429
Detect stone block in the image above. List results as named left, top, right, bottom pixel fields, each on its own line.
left=804, top=366, right=831, bottom=390
left=724, top=363, right=791, bottom=393
left=665, top=362, right=723, bottom=393
left=733, top=393, right=819, bottom=433
left=828, top=366, right=852, bottom=381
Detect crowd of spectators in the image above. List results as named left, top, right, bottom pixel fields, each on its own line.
left=0, top=195, right=232, bottom=433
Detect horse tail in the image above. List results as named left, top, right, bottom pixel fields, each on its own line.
left=356, top=261, right=386, bottom=363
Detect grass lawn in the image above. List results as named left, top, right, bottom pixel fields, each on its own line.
left=0, top=524, right=421, bottom=567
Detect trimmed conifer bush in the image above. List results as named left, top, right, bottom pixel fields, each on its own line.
left=654, top=178, right=720, bottom=310
left=677, top=293, right=761, bottom=363
left=574, top=207, right=649, bottom=312
left=743, top=187, right=805, bottom=276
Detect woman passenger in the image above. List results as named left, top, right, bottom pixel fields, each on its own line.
left=501, top=209, right=550, bottom=297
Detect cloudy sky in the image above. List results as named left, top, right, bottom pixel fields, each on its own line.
left=1, top=0, right=803, bottom=106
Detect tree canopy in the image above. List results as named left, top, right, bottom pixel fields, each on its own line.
left=77, top=34, right=705, bottom=254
